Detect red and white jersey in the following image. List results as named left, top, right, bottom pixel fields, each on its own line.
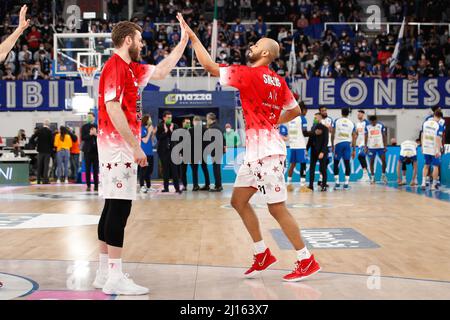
left=219, top=65, right=298, bottom=162
left=97, top=54, right=155, bottom=163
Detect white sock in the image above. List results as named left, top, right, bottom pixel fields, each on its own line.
left=296, top=247, right=311, bottom=261
left=345, top=176, right=350, bottom=184
left=287, top=176, right=292, bottom=183
left=253, top=240, right=267, bottom=254
left=99, top=253, right=109, bottom=274
left=108, top=258, right=123, bottom=278
left=334, top=175, right=339, bottom=184
left=300, top=177, right=306, bottom=184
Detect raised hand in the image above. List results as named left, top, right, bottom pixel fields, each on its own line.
left=18, top=5, right=31, bottom=32
left=176, top=13, right=195, bottom=40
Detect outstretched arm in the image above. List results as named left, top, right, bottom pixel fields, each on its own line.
left=177, top=13, right=220, bottom=77
left=0, top=5, right=30, bottom=63
left=151, top=17, right=189, bottom=80
left=277, top=106, right=301, bottom=124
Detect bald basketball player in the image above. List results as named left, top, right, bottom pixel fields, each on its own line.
left=177, top=14, right=320, bottom=282
left=0, top=5, right=30, bottom=291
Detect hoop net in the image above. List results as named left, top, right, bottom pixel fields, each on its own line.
left=78, top=66, right=97, bottom=87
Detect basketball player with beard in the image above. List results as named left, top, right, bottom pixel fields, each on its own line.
left=92, top=20, right=189, bottom=295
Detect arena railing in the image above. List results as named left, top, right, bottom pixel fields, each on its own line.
left=324, top=22, right=450, bottom=34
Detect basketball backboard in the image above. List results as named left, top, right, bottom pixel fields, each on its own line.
left=53, top=32, right=113, bottom=78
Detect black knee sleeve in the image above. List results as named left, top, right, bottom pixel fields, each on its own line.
left=104, top=199, right=132, bottom=248
left=402, top=162, right=407, bottom=172
left=344, top=160, right=351, bottom=176
left=98, top=199, right=110, bottom=242
left=358, top=154, right=367, bottom=169
left=334, top=159, right=340, bottom=175
left=300, top=162, right=306, bottom=178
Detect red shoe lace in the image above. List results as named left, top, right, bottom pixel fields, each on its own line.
left=291, top=261, right=300, bottom=273
left=251, top=254, right=258, bottom=267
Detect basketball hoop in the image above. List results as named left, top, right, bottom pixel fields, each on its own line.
left=78, top=66, right=97, bottom=87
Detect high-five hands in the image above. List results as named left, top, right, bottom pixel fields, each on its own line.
left=176, top=13, right=195, bottom=40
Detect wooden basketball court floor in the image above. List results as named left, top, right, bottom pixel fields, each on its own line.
left=1, top=182, right=450, bottom=300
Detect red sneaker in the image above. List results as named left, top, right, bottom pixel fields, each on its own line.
left=244, top=248, right=277, bottom=278
left=283, top=255, right=321, bottom=282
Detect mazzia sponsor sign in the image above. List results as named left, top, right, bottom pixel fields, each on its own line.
left=164, top=92, right=213, bottom=106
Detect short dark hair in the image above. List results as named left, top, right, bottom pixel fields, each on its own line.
left=341, top=107, right=350, bottom=116
left=162, top=111, right=172, bottom=118
left=88, top=112, right=95, bottom=117
left=319, top=106, right=327, bottom=111
left=435, top=110, right=443, bottom=118
left=206, top=112, right=217, bottom=121
left=142, top=114, right=150, bottom=125
left=111, top=21, right=142, bottom=48
left=299, top=101, right=307, bottom=112
left=183, top=118, right=191, bottom=123
left=358, top=110, right=365, bottom=114
left=369, top=115, right=377, bottom=122
left=431, top=105, right=441, bottom=112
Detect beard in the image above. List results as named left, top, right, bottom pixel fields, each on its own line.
left=128, top=42, right=141, bottom=62
left=246, top=49, right=261, bottom=64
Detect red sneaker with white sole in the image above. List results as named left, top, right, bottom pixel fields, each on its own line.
left=283, top=255, right=321, bottom=282
left=244, top=248, right=277, bottom=278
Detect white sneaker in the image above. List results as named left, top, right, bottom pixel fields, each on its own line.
left=382, top=174, right=388, bottom=184
left=148, top=187, right=157, bottom=193
left=92, top=270, right=108, bottom=289
left=102, top=274, right=149, bottom=295
left=64, top=178, right=69, bottom=184
left=56, top=179, right=61, bottom=184
left=361, top=173, right=370, bottom=182
left=140, top=186, right=148, bottom=193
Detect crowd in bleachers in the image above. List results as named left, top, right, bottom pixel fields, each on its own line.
left=0, top=0, right=449, bottom=80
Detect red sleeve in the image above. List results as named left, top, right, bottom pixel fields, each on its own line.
left=280, top=78, right=298, bottom=110
left=131, top=63, right=156, bottom=87
left=219, top=64, right=251, bottom=90
left=103, top=59, right=126, bottom=104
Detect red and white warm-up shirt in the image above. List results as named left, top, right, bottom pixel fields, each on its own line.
left=97, top=54, right=155, bottom=163
left=219, top=65, right=298, bottom=162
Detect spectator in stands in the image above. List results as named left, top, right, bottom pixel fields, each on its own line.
left=108, top=0, right=124, bottom=23
left=54, top=126, right=72, bottom=184
left=18, top=44, right=32, bottom=66
left=26, top=25, right=41, bottom=53
left=318, top=57, right=332, bottom=78
left=254, top=16, right=267, bottom=37
left=3, top=50, right=16, bottom=74
left=296, top=13, right=309, bottom=30
left=2, top=67, right=15, bottom=80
